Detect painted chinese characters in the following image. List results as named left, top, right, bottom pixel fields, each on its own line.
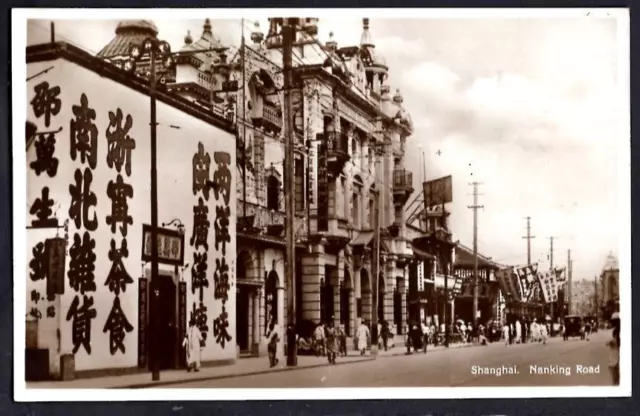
left=212, top=151, right=233, bottom=348
left=29, top=242, right=46, bottom=281
left=68, top=168, right=98, bottom=231
left=66, top=294, right=97, bottom=354
left=190, top=142, right=211, bottom=345
left=68, top=232, right=97, bottom=294
left=106, top=109, right=136, bottom=177
left=30, top=132, right=59, bottom=177
left=66, top=93, right=100, bottom=356
left=191, top=252, right=209, bottom=296
left=104, top=239, right=134, bottom=296
left=30, top=187, right=58, bottom=228
left=193, top=142, right=212, bottom=200
left=103, top=296, right=134, bottom=355
left=70, top=93, right=98, bottom=169
left=27, top=81, right=63, bottom=324
left=106, top=175, right=134, bottom=236
left=31, top=81, right=61, bottom=128
left=103, top=107, right=135, bottom=355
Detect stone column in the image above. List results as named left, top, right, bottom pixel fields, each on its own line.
left=400, top=267, right=407, bottom=335
left=251, top=289, right=260, bottom=356
left=349, top=288, right=356, bottom=338
left=331, top=267, right=341, bottom=329
left=301, top=244, right=324, bottom=322
left=384, top=262, right=395, bottom=329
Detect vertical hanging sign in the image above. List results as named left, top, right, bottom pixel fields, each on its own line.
left=137, top=277, right=147, bottom=368
left=316, top=133, right=329, bottom=232
left=178, top=281, right=187, bottom=367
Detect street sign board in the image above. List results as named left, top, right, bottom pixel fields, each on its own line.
left=141, top=224, right=185, bottom=266
left=423, top=175, right=453, bottom=208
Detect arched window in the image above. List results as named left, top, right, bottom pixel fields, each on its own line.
left=368, top=197, right=375, bottom=229
left=352, top=192, right=359, bottom=227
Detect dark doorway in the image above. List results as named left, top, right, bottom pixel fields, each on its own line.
left=378, top=273, right=384, bottom=323
left=265, top=271, right=278, bottom=332
left=340, top=285, right=351, bottom=335
left=408, top=262, right=420, bottom=323
left=236, top=287, right=250, bottom=351
left=320, top=269, right=334, bottom=324
left=267, top=175, right=280, bottom=211
left=149, top=273, right=177, bottom=371
left=394, top=278, right=402, bottom=334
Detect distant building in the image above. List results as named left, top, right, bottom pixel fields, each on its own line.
left=600, top=252, right=619, bottom=321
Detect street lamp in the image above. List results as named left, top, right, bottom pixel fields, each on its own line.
left=121, top=36, right=175, bottom=382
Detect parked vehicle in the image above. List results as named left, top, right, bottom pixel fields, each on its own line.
left=563, top=315, right=585, bottom=340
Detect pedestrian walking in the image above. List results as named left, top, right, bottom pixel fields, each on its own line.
left=338, top=325, right=348, bottom=356
left=314, top=322, right=326, bottom=357
left=539, top=320, right=548, bottom=345
left=183, top=319, right=203, bottom=372
left=380, top=321, right=390, bottom=351
left=522, top=318, right=528, bottom=343
left=356, top=321, right=370, bottom=356
left=325, top=321, right=338, bottom=364
left=265, top=318, right=281, bottom=368
left=607, top=312, right=620, bottom=385
left=503, top=322, right=510, bottom=346
left=515, top=319, right=522, bottom=344
left=422, top=322, right=430, bottom=353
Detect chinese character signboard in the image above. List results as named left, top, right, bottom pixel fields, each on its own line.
left=141, top=224, right=185, bottom=266
left=316, top=134, right=329, bottom=232
left=423, top=175, right=453, bottom=208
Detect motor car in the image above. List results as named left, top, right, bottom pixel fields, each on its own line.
left=563, top=315, right=585, bottom=341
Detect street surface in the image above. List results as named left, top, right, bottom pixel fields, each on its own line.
left=161, top=331, right=612, bottom=388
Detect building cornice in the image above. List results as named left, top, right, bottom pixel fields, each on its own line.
left=27, top=42, right=236, bottom=135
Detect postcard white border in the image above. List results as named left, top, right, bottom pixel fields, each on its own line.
left=12, top=7, right=631, bottom=401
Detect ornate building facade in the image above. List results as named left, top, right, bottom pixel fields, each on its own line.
left=95, top=17, right=417, bottom=357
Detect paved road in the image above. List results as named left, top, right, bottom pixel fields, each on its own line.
left=157, top=331, right=613, bottom=388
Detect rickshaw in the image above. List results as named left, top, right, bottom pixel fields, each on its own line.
left=563, top=315, right=585, bottom=341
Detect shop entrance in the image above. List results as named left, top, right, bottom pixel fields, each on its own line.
left=149, top=273, right=178, bottom=371
left=236, top=287, right=250, bottom=351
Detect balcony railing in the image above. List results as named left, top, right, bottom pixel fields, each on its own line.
left=326, top=131, right=350, bottom=177
left=238, top=200, right=285, bottom=236
left=392, top=169, right=414, bottom=205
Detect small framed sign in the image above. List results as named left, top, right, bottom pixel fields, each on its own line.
left=141, top=224, right=185, bottom=266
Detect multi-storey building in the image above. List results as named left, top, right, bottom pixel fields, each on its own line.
left=97, top=18, right=418, bottom=356
left=600, top=252, right=619, bottom=322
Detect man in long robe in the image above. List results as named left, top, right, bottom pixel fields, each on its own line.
left=515, top=319, right=522, bottom=343
left=183, top=320, right=203, bottom=372
left=356, top=322, right=370, bottom=356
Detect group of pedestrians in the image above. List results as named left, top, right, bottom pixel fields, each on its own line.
left=502, top=317, right=549, bottom=345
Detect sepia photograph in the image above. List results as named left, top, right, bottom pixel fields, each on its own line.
left=13, top=8, right=630, bottom=401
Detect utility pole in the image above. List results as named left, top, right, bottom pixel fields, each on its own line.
left=468, top=182, right=483, bottom=328
left=241, top=18, right=247, bottom=221
left=522, top=217, right=535, bottom=265
left=548, top=237, right=554, bottom=329
left=594, top=274, right=598, bottom=327
left=567, top=249, right=572, bottom=315
left=371, top=184, right=381, bottom=357
left=281, top=18, right=297, bottom=367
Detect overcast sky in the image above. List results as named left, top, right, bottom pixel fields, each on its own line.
left=26, top=14, right=627, bottom=282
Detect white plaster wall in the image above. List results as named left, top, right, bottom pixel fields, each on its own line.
left=25, top=58, right=236, bottom=371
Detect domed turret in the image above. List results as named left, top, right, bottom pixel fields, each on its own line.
left=114, top=20, right=158, bottom=37
left=202, top=18, right=213, bottom=41
left=98, top=20, right=158, bottom=59
left=250, top=20, right=264, bottom=44
left=184, top=30, right=193, bottom=45
left=360, top=18, right=373, bottom=48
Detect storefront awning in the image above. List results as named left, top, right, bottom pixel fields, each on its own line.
left=350, top=231, right=374, bottom=246
left=411, top=244, right=436, bottom=260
